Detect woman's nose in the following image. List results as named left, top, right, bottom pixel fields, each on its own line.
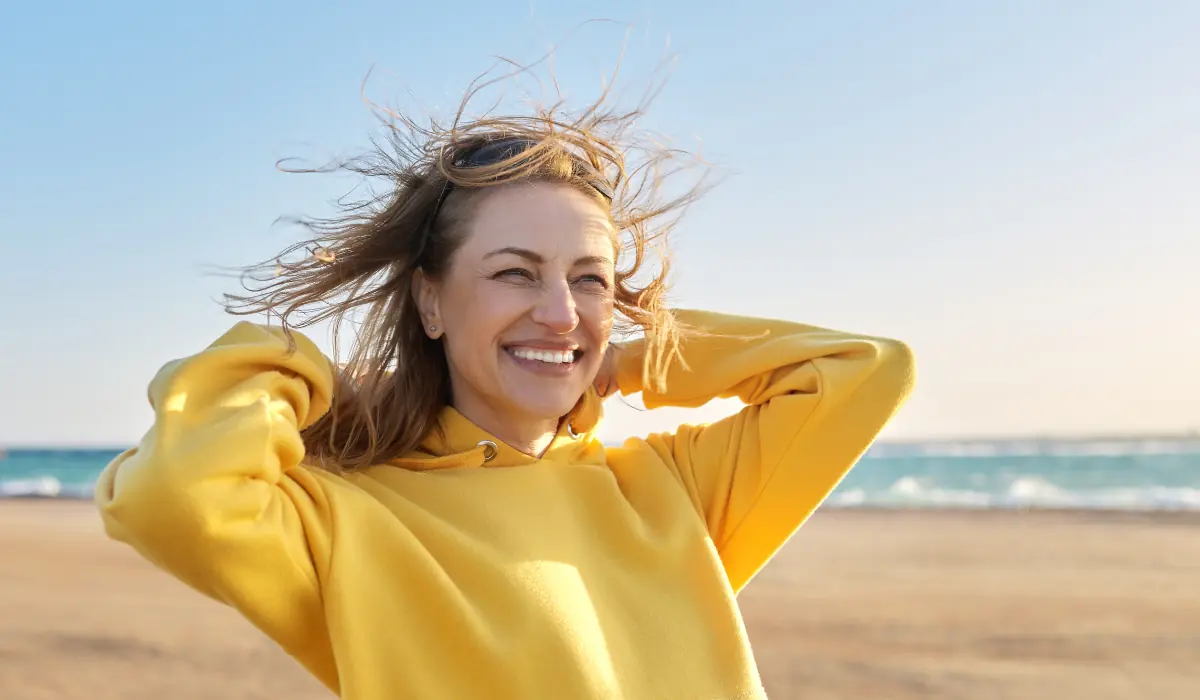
left=531, top=280, right=579, bottom=333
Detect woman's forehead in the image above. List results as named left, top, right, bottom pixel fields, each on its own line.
left=459, top=183, right=617, bottom=262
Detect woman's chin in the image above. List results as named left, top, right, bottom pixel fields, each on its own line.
left=505, top=389, right=589, bottom=425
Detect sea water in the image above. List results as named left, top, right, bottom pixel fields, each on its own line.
left=3, top=438, right=1199, bottom=511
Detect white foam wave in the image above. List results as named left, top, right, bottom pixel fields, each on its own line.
left=826, top=475, right=1200, bottom=511
left=5, top=469, right=1200, bottom=513
left=0, top=477, right=93, bottom=499
left=866, top=438, right=1200, bottom=459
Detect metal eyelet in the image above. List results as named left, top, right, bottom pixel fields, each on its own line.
left=566, top=422, right=580, bottom=439
left=476, top=440, right=498, bottom=462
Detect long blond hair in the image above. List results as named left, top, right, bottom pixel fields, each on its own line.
left=224, top=66, right=709, bottom=469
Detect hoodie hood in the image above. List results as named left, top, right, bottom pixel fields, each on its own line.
left=390, top=388, right=609, bottom=471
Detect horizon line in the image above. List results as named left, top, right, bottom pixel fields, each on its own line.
left=3, top=429, right=1198, bottom=452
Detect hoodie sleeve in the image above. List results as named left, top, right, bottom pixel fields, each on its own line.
left=94, top=322, right=340, bottom=691
left=616, top=309, right=915, bottom=592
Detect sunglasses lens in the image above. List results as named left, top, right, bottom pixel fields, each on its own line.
left=455, top=137, right=613, bottom=202
left=460, top=138, right=537, bottom=167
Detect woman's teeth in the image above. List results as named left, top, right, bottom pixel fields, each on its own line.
left=509, top=347, right=577, bottom=364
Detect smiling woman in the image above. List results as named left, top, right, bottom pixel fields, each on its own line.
left=93, top=74, right=916, bottom=700
left=412, top=182, right=619, bottom=456
left=224, top=107, right=691, bottom=473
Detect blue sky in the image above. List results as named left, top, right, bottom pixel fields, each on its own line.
left=2, top=1, right=1197, bottom=446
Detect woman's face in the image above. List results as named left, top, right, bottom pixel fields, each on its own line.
left=416, top=181, right=616, bottom=427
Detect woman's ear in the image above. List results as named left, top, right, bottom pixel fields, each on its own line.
left=411, top=268, right=442, bottom=339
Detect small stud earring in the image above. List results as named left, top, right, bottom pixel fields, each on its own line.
left=429, top=325, right=438, bottom=333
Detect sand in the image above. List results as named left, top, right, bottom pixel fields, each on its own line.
left=2, top=502, right=1199, bottom=699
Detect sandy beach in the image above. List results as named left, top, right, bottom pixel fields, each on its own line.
left=3, top=502, right=1198, bottom=700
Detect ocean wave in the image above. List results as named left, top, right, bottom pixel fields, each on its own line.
left=866, top=438, right=1200, bottom=459
left=5, top=440, right=1200, bottom=511
left=6, top=475, right=1200, bottom=511
left=827, top=475, right=1200, bottom=511
left=0, top=477, right=94, bottom=500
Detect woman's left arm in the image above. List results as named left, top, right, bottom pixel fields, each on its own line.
left=614, top=309, right=915, bottom=591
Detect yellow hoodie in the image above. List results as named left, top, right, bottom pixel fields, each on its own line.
left=96, top=309, right=914, bottom=699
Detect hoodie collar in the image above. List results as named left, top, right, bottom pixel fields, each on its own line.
left=393, top=389, right=608, bottom=471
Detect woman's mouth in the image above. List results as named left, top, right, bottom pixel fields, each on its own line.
left=506, top=346, right=579, bottom=365
left=504, top=346, right=582, bottom=373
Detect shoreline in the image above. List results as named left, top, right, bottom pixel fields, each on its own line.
left=5, top=430, right=1199, bottom=449
left=4, top=502, right=1200, bottom=699
left=8, top=494, right=1200, bottom=519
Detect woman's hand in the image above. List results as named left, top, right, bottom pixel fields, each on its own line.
left=592, top=343, right=622, bottom=398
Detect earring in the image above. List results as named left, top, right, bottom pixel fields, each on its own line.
left=429, top=325, right=438, bottom=333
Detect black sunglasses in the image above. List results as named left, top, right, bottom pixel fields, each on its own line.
left=420, top=137, right=614, bottom=245
left=453, top=137, right=614, bottom=200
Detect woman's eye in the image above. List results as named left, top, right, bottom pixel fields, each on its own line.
left=496, top=268, right=535, bottom=281
left=575, top=274, right=611, bottom=289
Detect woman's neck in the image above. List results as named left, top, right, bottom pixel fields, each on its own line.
left=451, top=396, right=560, bottom=458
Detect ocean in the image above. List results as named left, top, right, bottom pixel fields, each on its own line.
left=3, top=438, right=1199, bottom=511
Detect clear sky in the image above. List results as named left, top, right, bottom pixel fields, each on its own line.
left=2, top=1, right=1197, bottom=447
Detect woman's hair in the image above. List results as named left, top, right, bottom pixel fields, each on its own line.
left=224, top=67, right=708, bottom=470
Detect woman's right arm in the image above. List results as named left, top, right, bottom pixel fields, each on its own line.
left=95, top=322, right=340, bottom=691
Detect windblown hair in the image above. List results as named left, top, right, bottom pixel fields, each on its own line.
left=225, top=66, right=708, bottom=470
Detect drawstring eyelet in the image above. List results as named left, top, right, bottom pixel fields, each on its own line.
left=476, top=440, right=498, bottom=462
left=566, top=422, right=580, bottom=439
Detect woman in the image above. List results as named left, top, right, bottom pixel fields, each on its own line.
left=96, top=93, right=914, bottom=699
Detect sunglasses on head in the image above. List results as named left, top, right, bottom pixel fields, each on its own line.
left=457, top=137, right=614, bottom=200
left=428, top=136, right=613, bottom=219
left=414, top=137, right=615, bottom=262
